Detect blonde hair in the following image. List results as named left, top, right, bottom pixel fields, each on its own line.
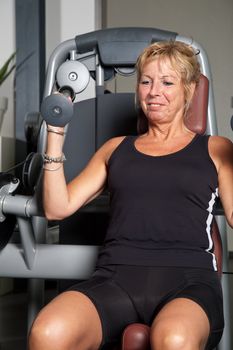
left=136, top=41, right=201, bottom=133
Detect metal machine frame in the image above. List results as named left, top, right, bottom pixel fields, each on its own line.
left=0, top=28, right=231, bottom=349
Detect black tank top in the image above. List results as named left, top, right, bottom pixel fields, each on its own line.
left=97, top=134, right=219, bottom=271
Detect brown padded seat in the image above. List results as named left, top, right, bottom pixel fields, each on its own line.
left=122, top=323, right=150, bottom=350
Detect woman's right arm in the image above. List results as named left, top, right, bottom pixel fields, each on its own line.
left=43, top=125, right=123, bottom=220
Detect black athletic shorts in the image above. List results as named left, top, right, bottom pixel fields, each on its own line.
left=69, top=265, right=224, bottom=350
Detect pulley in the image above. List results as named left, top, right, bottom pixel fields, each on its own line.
left=56, top=60, right=90, bottom=94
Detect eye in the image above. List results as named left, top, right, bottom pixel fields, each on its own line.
left=140, top=79, right=151, bottom=86
left=163, top=81, right=174, bottom=86
left=141, top=81, right=149, bottom=85
left=140, top=76, right=152, bottom=85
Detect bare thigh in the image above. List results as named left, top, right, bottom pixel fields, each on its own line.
left=151, top=297, right=210, bottom=350
left=29, top=291, right=103, bottom=350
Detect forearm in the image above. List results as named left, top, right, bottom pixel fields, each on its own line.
left=43, top=126, right=70, bottom=220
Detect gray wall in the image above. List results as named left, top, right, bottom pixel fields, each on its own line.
left=103, top=0, right=233, bottom=249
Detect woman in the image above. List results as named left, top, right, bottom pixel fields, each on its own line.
left=29, top=41, right=233, bottom=350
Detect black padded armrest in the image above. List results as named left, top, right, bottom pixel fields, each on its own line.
left=75, top=27, right=177, bottom=67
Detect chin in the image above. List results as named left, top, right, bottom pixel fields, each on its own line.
left=147, top=114, right=168, bottom=123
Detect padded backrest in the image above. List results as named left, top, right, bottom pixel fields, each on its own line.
left=63, top=93, right=137, bottom=182
left=185, top=74, right=209, bottom=134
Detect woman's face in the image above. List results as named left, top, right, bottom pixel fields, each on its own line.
left=137, top=58, right=186, bottom=126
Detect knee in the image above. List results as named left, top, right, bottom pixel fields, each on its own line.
left=151, top=321, right=194, bottom=350
left=29, top=313, right=68, bottom=349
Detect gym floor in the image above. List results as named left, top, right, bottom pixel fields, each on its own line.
left=0, top=260, right=233, bottom=350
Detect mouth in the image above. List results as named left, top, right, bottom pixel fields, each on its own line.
left=148, top=103, right=162, bottom=106
left=147, top=102, right=164, bottom=109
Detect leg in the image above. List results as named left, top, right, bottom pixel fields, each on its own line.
left=28, top=291, right=102, bottom=350
left=150, top=298, right=210, bottom=350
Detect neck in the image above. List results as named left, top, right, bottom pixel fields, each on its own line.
left=147, top=120, right=192, bottom=141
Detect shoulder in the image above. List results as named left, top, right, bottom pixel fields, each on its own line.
left=208, top=135, right=233, bottom=171
left=103, top=135, right=127, bottom=148
left=101, top=136, right=127, bottom=153
left=208, top=135, right=233, bottom=153
left=96, top=136, right=127, bottom=164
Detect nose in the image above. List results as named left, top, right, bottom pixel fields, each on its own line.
left=149, top=81, right=161, bottom=96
